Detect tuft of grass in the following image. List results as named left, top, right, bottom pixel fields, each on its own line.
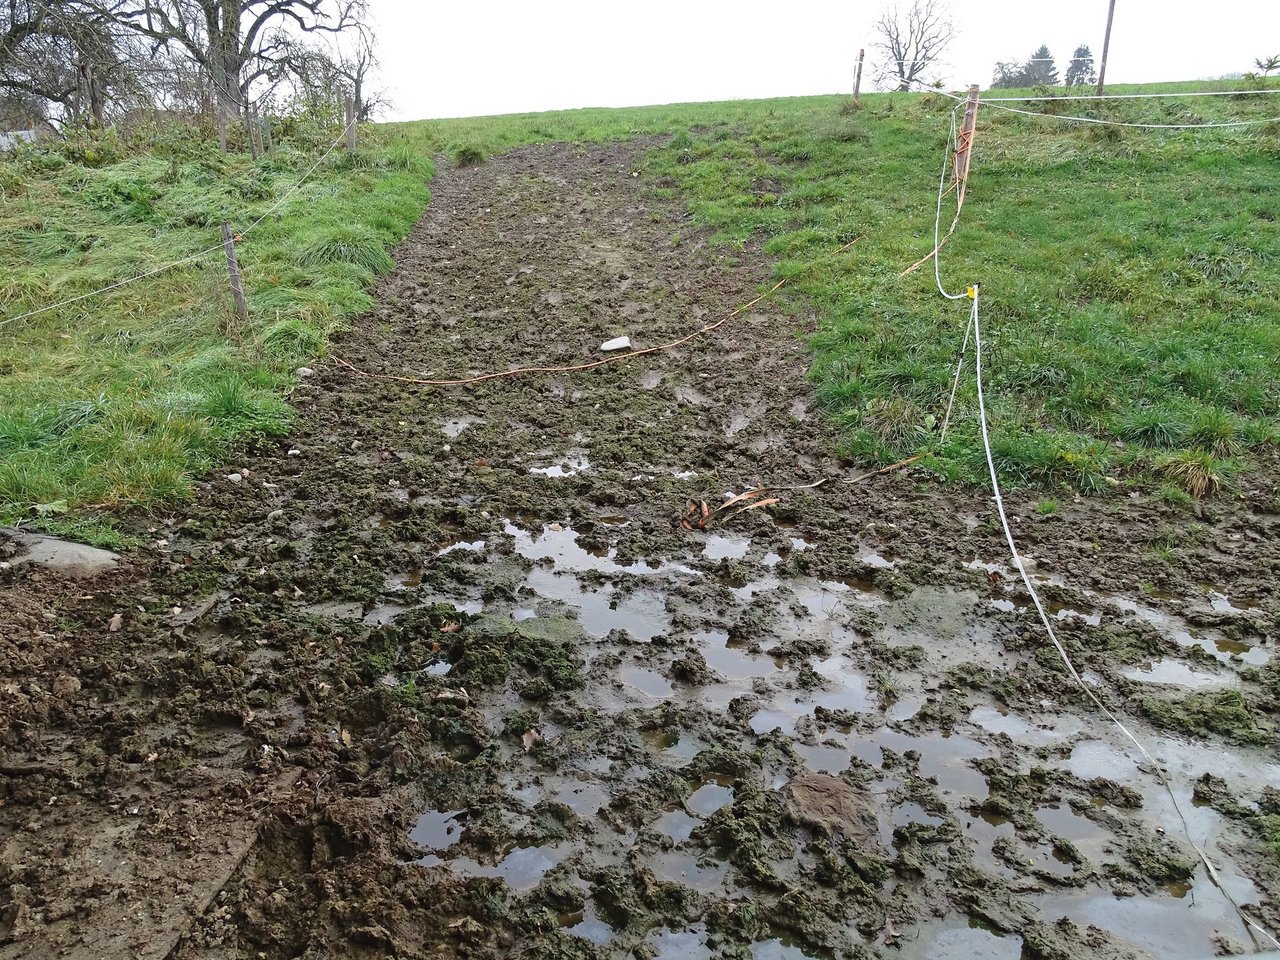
left=1158, top=450, right=1227, bottom=499
left=1113, top=406, right=1189, bottom=449
left=1156, top=483, right=1195, bottom=510
left=451, top=144, right=486, bottom=168
left=297, top=225, right=395, bottom=274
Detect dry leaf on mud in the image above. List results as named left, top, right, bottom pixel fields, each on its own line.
left=439, top=621, right=461, bottom=633
left=522, top=729, right=541, bottom=752
left=107, top=612, right=123, bottom=632
left=340, top=729, right=353, bottom=747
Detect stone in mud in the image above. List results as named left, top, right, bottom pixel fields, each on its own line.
left=2, top=529, right=119, bottom=578
left=783, top=772, right=883, bottom=852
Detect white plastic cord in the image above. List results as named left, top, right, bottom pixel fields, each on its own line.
left=933, top=108, right=969, bottom=302
left=921, top=102, right=1279, bottom=946
left=982, top=88, right=1280, bottom=102
left=979, top=99, right=1280, bottom=129
left=966, top=284, right=1279, bottom=951
left=0, top=117, right=359, bottom=330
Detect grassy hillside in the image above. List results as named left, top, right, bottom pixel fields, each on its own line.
left=3, top=83, right=1278, bottom=536
left=0, top=123, right=431, bottom=540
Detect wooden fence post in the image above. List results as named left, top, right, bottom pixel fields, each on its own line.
left=245, top=111, right=260, bottom=160
left=953, top=84, right=981, bottom=209
left=220, top=223, right=248, bottom=328
left=344, top=97, right=358, bottom=153
left=853, top=48, right=865, bottom=105
left=262, top=115, right=274, bottom=158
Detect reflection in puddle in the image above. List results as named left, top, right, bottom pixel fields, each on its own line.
left=1035, top=873, right=1258, bottom=960
left=409, top=809, right=465, bottom=852
left=653, top=851, right=728, bottom=894
left=750, top=939, right=819, bottom=959
left=562, top=900, right=615, bottom=944
left=703, top=535, right=750, bottom=561
left=1113, top=597, right=1270, bottom=666
left=749, top=661, right=873, bottom=737
left=438, top=415, right=480, bottom=438
left=528, top=451, right=591, bottom=477
left=553, top=780, right=609, bottom=815
left=620, top=666, right=673, bottom=699
left=794, top=742, right=853, bottom=775
left=1122, top=658, right=1240, bottom=689
left=698, top=630, right=783, bottom=681
left=1036, top=804, right=1106, bottom=843
left=1207, top=590, right=1259, bottom=614
left=891, top=802, right=944, bottom=829
left=648, top=923, right=712, bottom=960
left=525, top=566, right=670, bottom=640
left=968, top=705, right=1083, bottom=744
left=438, top=538, right=486, bottom=556
left=654, top=809, right=699, bottom=842
left=899, top=921, right=1024, bottom=960
left=687, top=782, right=734, bottom=816
left=446, top=843, right=572, bottom=892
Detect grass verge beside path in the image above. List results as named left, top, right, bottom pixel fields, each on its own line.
left=0, top=126, right=431, bottom=539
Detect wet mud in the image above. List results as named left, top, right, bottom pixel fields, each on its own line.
left=2, top=141, right=1279, bottom=959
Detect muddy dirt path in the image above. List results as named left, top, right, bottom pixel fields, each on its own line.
left=3, top=141, right=1278, bottom=960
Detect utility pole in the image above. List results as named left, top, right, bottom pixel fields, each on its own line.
left=853, top=48, right=865, bottom=106
left=1095, top=0, right=1117, bottom=96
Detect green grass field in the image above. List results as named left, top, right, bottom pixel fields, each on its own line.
left=0, top=124, right=431, bottom=539
left=3, top=82, right=1278, bottom=536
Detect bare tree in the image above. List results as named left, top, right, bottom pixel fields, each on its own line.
left=103, top=0, right=367, bottom=123
left=280, top=11, right=376, bottom=119
left=872, top=0, right=953, bottom=92
left=1, top=1, right=139, bottom=127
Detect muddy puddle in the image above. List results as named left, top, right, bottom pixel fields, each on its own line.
left=394, top=506, right=1277, bottom=958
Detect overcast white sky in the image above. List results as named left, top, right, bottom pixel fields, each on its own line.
left=373, top=1, right=1280, bottom=121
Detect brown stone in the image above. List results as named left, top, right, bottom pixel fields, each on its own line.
left=783, top=772, right=883, bottom=852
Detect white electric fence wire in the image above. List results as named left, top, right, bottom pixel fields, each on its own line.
left=0, top=116, right=358, bottom=331
left=966, top=286, right=1279, bottom=951
left=919, top=105, right=1278, bottom=948
left=933, top=109, right=969, bottom=302
left=983, top=88, right=1280, bottom=102
left=978, top=99, right=1280, bottom=129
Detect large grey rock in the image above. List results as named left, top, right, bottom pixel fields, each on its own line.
left=2, top=529, right=120, bottom=578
